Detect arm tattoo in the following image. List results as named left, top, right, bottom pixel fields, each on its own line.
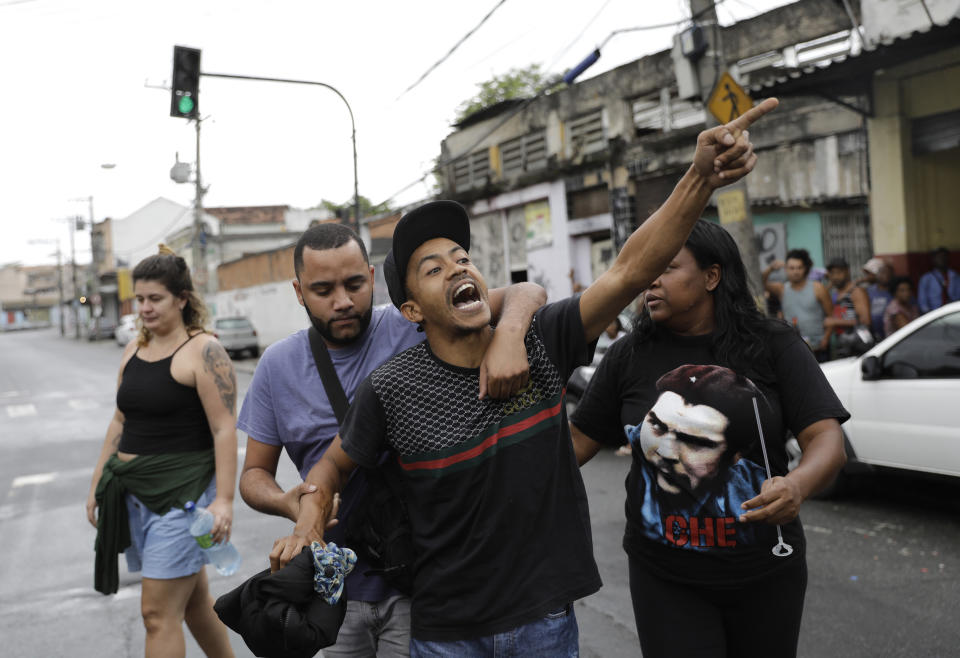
left=203, top=341, right=237, bottom=411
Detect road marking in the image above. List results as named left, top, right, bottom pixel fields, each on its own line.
left=11, top=468, right=90, bottom=488
left=12, top=472, right=57, bottom=487
left=68, top=399, right=99, bottom=410
left=6, top=404, right=37, bottom=418
left=0, top=390, right=20, bottom=398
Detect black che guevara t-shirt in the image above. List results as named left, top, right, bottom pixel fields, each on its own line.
left=339, top=296, right=601, bottom=641
left=571, top=323, right=849, bottom=586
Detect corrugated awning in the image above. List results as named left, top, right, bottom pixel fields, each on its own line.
left=747, top=17, right=960, bottom=104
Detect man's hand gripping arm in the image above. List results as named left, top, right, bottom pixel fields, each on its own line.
left=239, top=439, right=322, bottom=521
left=269, top=435, right=358, bottom=572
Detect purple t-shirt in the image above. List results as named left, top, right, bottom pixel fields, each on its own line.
left=237, top=304, right=423, bottom=601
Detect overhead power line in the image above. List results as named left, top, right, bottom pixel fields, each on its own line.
left=379, top=0, right=731, bottom=207
left=396, top=0, right=510, bottom=100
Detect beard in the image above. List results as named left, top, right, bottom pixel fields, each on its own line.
left=304, top=303, right=373, bottom=346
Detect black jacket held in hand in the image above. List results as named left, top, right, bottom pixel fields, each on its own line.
left=214, top=547, right=345, bottom=658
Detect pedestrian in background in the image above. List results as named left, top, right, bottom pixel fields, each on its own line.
left=823, top=257, right=871, bottom=359
left=861, top=257, right=893, bottom=341
left=571, top=219, right=848, bottom=658
left=86, top=245, right=238, bottom=658
left=917, top=247, right=960, bottom=313
left=762, top=249, right=832, bottom=360
left=884, top=276, right=921, bottom=336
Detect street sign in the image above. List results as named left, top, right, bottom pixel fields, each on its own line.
left=707, top=71, right=753, bottom=124
left=717, top=188, right=748, bottom=225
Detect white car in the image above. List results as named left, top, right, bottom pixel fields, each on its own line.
left=213, top=316, right=260, bottom=359
left=818, top=300, right=960, bottom=489
left=114, top=314, right=139, bottom=347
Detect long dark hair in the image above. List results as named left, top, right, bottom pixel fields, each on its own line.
left=632, top=219, right=785, bottom=376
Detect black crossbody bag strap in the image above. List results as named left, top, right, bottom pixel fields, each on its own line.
left=307, top=327, right=350, bottom=424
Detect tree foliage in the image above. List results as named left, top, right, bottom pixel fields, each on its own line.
left=313, top=195, right=392, bottom=219
left=453, top=64, right=551, bottom=125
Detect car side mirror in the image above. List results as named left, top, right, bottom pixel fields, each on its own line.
left=861, top=355, right=881, bottom=381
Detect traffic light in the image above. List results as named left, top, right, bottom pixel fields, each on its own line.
left=170, top=46, right=201, bottom=119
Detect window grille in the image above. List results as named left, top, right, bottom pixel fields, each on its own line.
left=453, top=149, right=491, bottom=191
left=633, top=94, right=704, bottom=134
left=500, top=130, right=547, bottom=177
left=568, top=109, right=606, bottom=156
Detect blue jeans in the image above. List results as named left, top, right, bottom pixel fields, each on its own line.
left=409, top=605, right=578, bottom=657
left=323, top=594, right=411, bottom=658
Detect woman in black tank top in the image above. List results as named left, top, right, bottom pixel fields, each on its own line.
left=85, top=246, right=238, bottom=657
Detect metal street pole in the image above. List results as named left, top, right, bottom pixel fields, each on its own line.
left=55, top=241, right=64, bottom=336
left=689, top=0, right=763, bottom=299
left=69, top=217, right=80, bottom=340
left=200, top=72, right=361, bottom=230
left=86, top=195, right=100, bottom=338
left=28, top=238, right=65, bottom=336
left=193, top=116, right=207, bottom=294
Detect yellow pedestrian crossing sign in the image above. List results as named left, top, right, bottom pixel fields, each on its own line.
left=707, top=72, right=753, bottom=124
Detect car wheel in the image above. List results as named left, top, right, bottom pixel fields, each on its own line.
left=249, top=346, right=260, bottom=358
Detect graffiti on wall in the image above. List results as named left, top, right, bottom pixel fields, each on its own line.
left=755, top=222, right=787, bottom=271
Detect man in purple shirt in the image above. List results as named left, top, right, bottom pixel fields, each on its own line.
left=237, top=222, right=544, bottom=657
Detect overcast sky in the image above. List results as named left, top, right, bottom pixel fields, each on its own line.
left=0, top=0, right=792, bottom=267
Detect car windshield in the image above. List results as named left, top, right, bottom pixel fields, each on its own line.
left=216, top=318, right=252, bottom=329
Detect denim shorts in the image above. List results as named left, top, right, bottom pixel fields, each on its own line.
left=123, top=477, right=217, bottom=580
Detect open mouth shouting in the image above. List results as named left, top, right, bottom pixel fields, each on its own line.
left=449, top=278, right=484, bottom=312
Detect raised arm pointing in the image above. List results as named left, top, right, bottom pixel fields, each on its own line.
left=579, top=98, right=779, bottom=342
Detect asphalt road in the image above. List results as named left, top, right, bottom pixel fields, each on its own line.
left=1, top=328, right=957, bottom=657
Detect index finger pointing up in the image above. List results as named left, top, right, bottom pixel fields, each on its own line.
left=725, top=97, right=779, bottom=135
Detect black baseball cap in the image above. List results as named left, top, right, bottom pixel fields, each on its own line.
left=384, top=200, right=471, bottom=309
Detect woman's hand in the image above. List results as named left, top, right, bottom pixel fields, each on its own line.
left=739, top=475, right=805, bottom=525
left=206, top=496, right=234, bottom=544
left=86, top=489, right=99, bottom=528
left=741, top=419, right=846, bottom=525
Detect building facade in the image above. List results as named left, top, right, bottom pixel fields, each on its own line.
left=435, top=0, right=959, bottom=298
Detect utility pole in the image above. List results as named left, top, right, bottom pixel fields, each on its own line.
left=192, top=117, right=208, bottom=294
left=28, top=238, right=65, bottom=336
left=69, top=217, right=80, bottom=340
left=86, top=195, right=101, bottom=337
left=688, top=0, right=763, bottom=299
left=55, top=241, right=65, bottom=337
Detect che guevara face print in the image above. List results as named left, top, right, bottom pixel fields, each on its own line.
left=626, top=364, right=771, bottom=550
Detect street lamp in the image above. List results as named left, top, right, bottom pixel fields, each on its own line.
left=199, top=71, right=361, bottom=230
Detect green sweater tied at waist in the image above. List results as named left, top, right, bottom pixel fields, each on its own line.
left=94, top=450, right=216, bottom=595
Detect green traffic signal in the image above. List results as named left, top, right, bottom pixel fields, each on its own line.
left=170, top=46, right=201, bottom=119
left=178, top=95, right=195, bottom=115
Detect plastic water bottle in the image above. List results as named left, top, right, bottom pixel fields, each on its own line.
left=184, top=501, right=242, bottom=576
